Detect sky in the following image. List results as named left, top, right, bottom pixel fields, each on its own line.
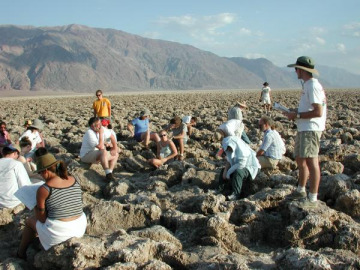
left=1, top=0, right=360, bottom=75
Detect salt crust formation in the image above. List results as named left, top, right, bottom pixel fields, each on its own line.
left=0, top=90, right=359, bottom=269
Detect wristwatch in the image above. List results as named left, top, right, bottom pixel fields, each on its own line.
left=296, top=113, right=301, bottom=119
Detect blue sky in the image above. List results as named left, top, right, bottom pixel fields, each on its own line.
left=2, top=0, right=360, bottom=75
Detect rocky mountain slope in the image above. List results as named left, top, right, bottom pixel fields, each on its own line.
left=0, top=24, right=359, bottom=92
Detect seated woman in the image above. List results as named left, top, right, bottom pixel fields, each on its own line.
left=17, top=153, right=87, bottom=259
left=19, top=119, right=45, bottom=158
left=148, top=130, right=178, bottom=168
left=17, top=137, right=43, bottom=182
left=127, top=108, right=159, bottom=148
left=167, top=116, right=187, bottom=160
left=0, top=121, right=12, bottom=156
left=227, top=102, right=251, bottom=144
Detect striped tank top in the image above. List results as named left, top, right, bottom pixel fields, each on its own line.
left=43, top=179, right=83, bottom=219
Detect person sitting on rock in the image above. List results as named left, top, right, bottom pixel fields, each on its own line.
left=182, top=116, right=197, bottom=136
left=80, top=117, right=118, bottom=181
left=17, top=153, right=87, bottom=259
left=0, top=145, right=31, bottom=209
left=17, top=137, right=43, bottom=181
left=0, top=121, right=12, bottom=157
left=18, top=119, right=45, bottom=158
left=101, top=119, right=120, bottom=154
left=219, top=136, right=261, bottom=201
left=127, top=108, right=160, bottom=149
left=166, top=116, right=187, bottom=160
left=256, top=116, right=286, bottom=170
left=148, top=130, right=178, bottom=168
left=227, top=101, right=251, bottom=144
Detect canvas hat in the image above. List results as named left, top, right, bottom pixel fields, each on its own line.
left=287, top=56, right=319, bottom=76
left=236, top=101, right=247, bottom=109
left=140, top=108, right=151, bottom=117
left=101, top=119, right=110, bottom=127
left=30, top=119, right=44, bottom=130
left=35, top=153, right=59, bottom=173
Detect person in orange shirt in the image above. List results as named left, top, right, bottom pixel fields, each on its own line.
left=93, top=89, right=111, bottom=119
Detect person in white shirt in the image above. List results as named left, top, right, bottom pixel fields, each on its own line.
left=19, top=119, right=45, bottom=158
left=259, top=82, right=272, bottom=115
left=182, top=116, right=197, bottom=136
left=257, top=116, right=286, bottom=169
left=284, top=56, right=327, bottom=206
left=219, top=136, right=261, bottom=201
left=80, top=117, right=118, bottom=181
left=0, top=145, right=31, bottom=208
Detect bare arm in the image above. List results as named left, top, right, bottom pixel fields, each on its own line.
left=256, top=149, right=265, bottom=157
left=36, top=186, right=49, bottom=223
left=163, top=141, right=178, bottom=162
left=283, top=103, right=323, bottom=121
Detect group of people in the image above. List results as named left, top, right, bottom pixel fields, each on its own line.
left=0, top=55, right=326, bottom=259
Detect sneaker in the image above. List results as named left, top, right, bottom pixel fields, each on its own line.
left=227, top=193, right=238, bottom=201
left=300, top=199, right=318, bottom=209
left=105, top=173, right=115, bottom=182
left=289, top=190, right=307, bottom=200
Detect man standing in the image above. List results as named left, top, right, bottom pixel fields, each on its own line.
left=220, top=136, right=261, bottom=201
left=284, top=56, right=327, bottom=206
left=0, top=146, right=31, bottom=208
left=256, top=116, right=285, bottom=169
left=80, top=117, right=118, bottom=181
left=93, top=89, right=111, bottom=119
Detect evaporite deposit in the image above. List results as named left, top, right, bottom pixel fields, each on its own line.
left=0, top=89, right=360, bottom=269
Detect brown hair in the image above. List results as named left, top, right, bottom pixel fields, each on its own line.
left=47, top=161, right=69, bottom=180
left=19, top=137, right=32, bottom=148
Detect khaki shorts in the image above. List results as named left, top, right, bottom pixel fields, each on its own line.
left=257, top=156, right=279, bottom=169
left=81, top=150, right=111, bottom=164
left=294, top=131, right=322, bottom=158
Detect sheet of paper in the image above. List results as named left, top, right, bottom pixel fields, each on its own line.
left=14, top=181, right=44, bottom=210
left=273, top=102, right=291, bottom=113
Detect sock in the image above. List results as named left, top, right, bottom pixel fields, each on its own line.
left=105, top=169, right=112, bottom=174
left=297, top=185, right=306, bottom=193
left=308, top=192, right=318, bottom=202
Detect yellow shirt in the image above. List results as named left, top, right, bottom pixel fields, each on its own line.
left=93, top=98, right=111, bottom=117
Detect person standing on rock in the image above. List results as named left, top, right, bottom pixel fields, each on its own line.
left=284, top=56, right=327, bottom=207
left=80, top=117, right=118, bottom=181
left=93, top=89, right=111, bottom=120
left=259, top=82, right=272, bottom=115
left=256, top=116, right=286, bottom=169
left=219, top=136, right=261, bottom=201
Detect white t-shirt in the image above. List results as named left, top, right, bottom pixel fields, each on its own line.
left=297, top=78, right=327, bottom=132
left=0, top=158, right=32, bottom=208
left=218, top=119, right=244, bottom=138
left=19, top=130, right=42, bottom=153
left=182, top=116, right=192, bottom=124
left=104, top=128, right=117, bottom=144
left=261, top=86, right=271, bottom=99
left=80, top=128, right=101, bottom=158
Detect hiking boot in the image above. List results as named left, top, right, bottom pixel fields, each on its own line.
left=105, top=173, right=115, bottom=182
left=289, top=190, right=307, bottom=200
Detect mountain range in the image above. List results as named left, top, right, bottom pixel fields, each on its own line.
left=0, top=24, right=359, bottom=93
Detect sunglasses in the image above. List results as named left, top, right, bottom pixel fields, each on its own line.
left=159, top=134, right=167, bottom=137
left=96, top=94, right=102, bottom=97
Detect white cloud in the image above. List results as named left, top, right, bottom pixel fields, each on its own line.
left=315, top=37, right=326, bottom=45
left=310, top=27, right=326, bottom=35
left=244, top=53, right=266, bottom=59
left=143, top=31, right=161, bottom=39
left=336, top=43, right=346, bottom=53
left=343, top=22, right=360, bottom=37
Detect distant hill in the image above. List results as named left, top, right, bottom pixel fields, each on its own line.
left=0, top=24, right=359, bottom=92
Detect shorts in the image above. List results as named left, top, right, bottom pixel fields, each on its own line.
left=294, top=131, right=322, bottom=158
left=81, top=149, right=111, bottom=163
left=262, top=97, right=271, bottom=104
left=173, top=137, right=188, bottom=147
left=134, top=133, right=143, bottom=142
left=257, top=156, right=279, bottom=169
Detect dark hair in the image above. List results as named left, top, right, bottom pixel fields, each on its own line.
left=2, top=146, right=18, bottom=156
left=191, top=117, right=197, bottom=122
left=47, top=161, right=69, bottom=180
left=107, top=123, right=113, bottom=129
left=96, top=89, right=102, bottom=95
left=0, top=121, right=6, bottom=136
left=35, top=147, right=48, bottom=157
left=19, top=137, right=32, bottom=148
left=88, top=117, right=100, bottom=127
